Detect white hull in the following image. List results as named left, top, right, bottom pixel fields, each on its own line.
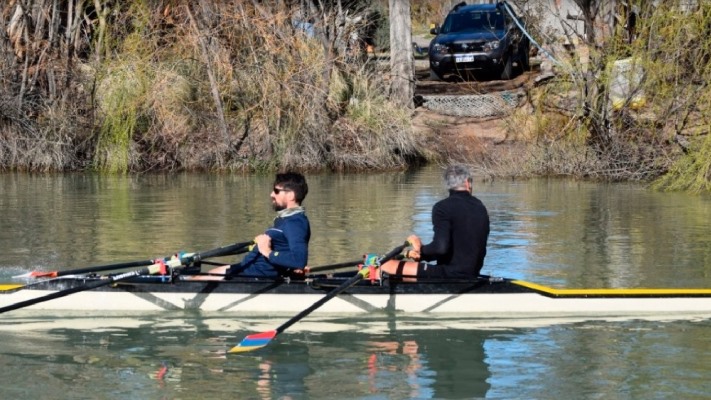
left=3, top=278, right=711, bottom=318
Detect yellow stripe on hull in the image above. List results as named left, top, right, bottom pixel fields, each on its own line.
left=512, top=280, right=711, bottom=297
left=0, top=284, right=23, bottom=291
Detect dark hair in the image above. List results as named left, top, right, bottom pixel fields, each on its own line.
left=275, top=172, right=308, bottom=203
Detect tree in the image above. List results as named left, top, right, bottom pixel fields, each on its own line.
left=389, top=0, right=414, bottom=109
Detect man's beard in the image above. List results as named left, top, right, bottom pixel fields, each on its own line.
left=273, top=203, right=286, bottom=212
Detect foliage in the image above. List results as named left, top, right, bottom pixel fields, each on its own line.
left=653, top=134, right=711, bottom=193
left=3, top=0, right=707, bottom=189
left=93, top=61, right=148, bottom=173
left=0, top=0, right=428, bottom=172
left=494, top=0, right=711, bottom=192
left=641, top=2, right=711, bottom=192
left=328, top=67, right=421, bottom=170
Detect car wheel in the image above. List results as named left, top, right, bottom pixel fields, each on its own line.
left=500, top=56, right=513, bottom=80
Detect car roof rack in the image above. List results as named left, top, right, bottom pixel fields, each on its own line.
left=452, top=2, right=467, bottom=12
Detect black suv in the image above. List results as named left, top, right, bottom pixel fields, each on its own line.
left=428, top=1, right=530, bottom=81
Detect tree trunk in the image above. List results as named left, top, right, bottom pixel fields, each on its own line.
left=388, top=0, right=413, bottom=109
left=186, top=2, right=230, bottom=164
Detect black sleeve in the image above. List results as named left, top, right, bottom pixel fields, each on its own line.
left=420, top=202, right=450, bottom=260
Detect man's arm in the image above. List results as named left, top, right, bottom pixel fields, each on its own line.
left=420, top=204, right=451, bottom=260
left=265, top=219, right=309, bottom=269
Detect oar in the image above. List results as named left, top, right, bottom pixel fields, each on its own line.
left=228, top=243, right=407, bottom=353
left=0, top=275, right=85, bottom=293
left=188, top=241, right=254, bottom=261
left=14, top=259, right=158, bottom=279
left=0, top=241, right=254, bottom=313
left=306, top=259, right=363, bottom=274
left=191, top=257, right=362, bottom=279
left=0, top=263, right=172, bottom=314
left=14, top=241, right=253, bottom=279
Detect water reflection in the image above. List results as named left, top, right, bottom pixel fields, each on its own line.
left=2, top=314, right=710, bottom=399
left=219, top=326, right=497, bottom=399
left=0, top=318, right=498, bottom=400
left=360, top=330, right=492, bottom=399
left=2, top=170, right=710, bottom=289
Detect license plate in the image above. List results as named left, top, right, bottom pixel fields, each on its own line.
left=455, top=55, right=474, bottom=63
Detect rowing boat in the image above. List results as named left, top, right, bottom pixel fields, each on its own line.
left=3, top=274, right=711, bottom=318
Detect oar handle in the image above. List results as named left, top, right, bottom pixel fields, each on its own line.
left=378, top=243, right=408, bottom=265
left=192, top=241, right=254, bottom=261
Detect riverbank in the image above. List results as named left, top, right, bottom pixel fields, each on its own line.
left=409, top=53, right=539, bottom=169
left=2, top=2, right=708, bottom=191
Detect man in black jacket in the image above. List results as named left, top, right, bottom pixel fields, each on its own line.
left=381, top=164, right=489, bottom=280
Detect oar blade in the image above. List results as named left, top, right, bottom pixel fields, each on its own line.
left=11, top=271, right=54, bottom=279
left=29, top=271, right=57, bottom=278
left=228, top=330, right=277, bottom=353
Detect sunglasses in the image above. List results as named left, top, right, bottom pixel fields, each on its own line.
left=273, top=187, right=292, bottom=194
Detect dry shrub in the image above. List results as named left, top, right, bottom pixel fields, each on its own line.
left=476, top=140, right=596, bottom=179
left=1, top=1, right=96, bottom=171
left=327, top=116, right=414, bottom=171
left=0, top=108, right=80, bottom=172
left=1, top=1, right=443, bottom=172
left=325, top=68, right=420, bottom=170
left=139, top=65, right=196, bottom=171
left=147, top=69, right=192, bottom=139
left=480, top=98, right=678, bottom=181
left=171, top=2, right=426, bottom=172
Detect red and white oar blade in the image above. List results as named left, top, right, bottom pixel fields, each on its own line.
left=12, top=271, right=57, bottom=279
left=228, top=330, right=277, bottom=353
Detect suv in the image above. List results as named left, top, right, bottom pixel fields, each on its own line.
left=428, top=2, right=530, bottom=81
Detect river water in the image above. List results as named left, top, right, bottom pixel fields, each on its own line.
left=1, top=168, right=710, bottom=399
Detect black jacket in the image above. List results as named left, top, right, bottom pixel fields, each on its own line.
left=420, top=190, right=490, bottom=278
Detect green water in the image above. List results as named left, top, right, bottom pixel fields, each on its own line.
left=1, top=168, right=710, bottom=399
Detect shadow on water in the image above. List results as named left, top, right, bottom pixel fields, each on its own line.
left=0, top=312, right=511, bottom=399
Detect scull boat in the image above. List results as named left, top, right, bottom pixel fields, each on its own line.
left=3, top=274, right=711, bottom=318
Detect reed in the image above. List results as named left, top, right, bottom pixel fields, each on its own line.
left=1, top=1, right=429, bottom=172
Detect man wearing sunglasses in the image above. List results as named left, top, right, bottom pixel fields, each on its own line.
left=206, top=172, right=310, bottom=279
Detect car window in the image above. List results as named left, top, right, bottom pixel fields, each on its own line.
left=442, top=11, right=505, bottom=34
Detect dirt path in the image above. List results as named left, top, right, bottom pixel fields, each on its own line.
left=411, top=65, right=540, bottom=161
left=411, top=106, right=512, bottom=161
